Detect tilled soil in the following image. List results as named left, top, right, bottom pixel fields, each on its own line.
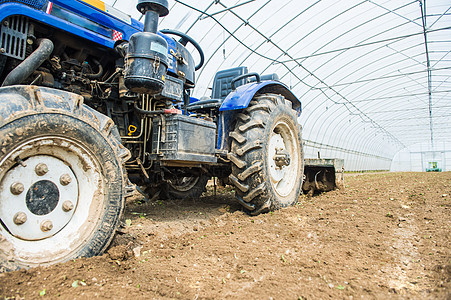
left=1, top=172, right=450, bottom=299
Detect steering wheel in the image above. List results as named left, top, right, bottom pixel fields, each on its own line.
left=160, top=29, right=205, bottom=71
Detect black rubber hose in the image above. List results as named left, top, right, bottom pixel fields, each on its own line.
left=1, top=38, right=54, bottom=87
left=133, top=102, right=165, bottom=116
left=85, top=59, right=104, bottom=79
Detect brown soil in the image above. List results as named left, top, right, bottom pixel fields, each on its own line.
left=1, top=172, right=450, bottom=299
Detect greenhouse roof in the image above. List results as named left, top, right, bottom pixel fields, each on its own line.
left=108, top=0, right=450, bottom=169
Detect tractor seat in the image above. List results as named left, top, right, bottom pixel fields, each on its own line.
left=186, top=69, right=280, bottom=113
left=186, top=97, right=223, bottom=111
left=187, top=66, right=248, bottom=113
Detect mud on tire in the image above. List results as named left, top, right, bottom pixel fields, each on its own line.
left=0, top=86, right=131, bottom=271
left=228, top=93, right=304, bottom=215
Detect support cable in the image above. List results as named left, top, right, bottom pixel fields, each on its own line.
left=174, top=0, right=406, bottom=150
left=420, top=0, right=434, bottom=148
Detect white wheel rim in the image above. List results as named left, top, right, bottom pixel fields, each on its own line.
left=0, top=155, right=79, bottom=240
left=268, top=120, right=299, bottom=198
left=0, top=136, right=103, bottom=265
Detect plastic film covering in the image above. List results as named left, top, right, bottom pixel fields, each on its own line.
left=106, top=0, right=450, bottom=171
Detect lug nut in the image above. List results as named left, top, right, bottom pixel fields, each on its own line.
left=60, top=174, right=72, bottom=186
left=62, top=200, right=74, bottom=212
left=13, top=212, right=27, bottom=225
left=40, top=220, right=53, bottom=232
left=35, top=163, right=48, bottom=176
left=10, top=182, right=24, bottom=195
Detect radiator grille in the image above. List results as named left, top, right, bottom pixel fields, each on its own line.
left=0, top=16, right=29, bottom=60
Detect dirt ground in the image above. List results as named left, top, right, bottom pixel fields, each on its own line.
left=1, top=172, right=450, bottom=299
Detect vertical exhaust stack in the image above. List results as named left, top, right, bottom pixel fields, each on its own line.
left=124, top=0, right=169, bottom=95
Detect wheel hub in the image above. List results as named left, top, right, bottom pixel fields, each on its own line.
left=0, top=155, right=78, bottom=241
left=26, top=180, right=60, bottom=215
left=269, top=134, right=287, bottom=183
left=274, top=148, right=291, bottom=168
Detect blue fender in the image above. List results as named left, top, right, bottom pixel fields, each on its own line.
left=0, top=1, right=142, bottom=49
left=0, top=2, right=182, bottom=72
left=219, top=80, right=302, bottom=112
left=217, top=81, right=302, bottom=150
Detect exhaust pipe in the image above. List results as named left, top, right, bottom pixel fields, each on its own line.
left=1, top=38, right=54, bottom=87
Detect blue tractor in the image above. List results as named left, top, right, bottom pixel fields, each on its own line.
left=0, top=0, right=305, bottom=270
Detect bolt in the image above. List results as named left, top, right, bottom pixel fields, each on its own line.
left=35, top=163, right=48, bottom=176
left=10, top=182, right=24, bottom=195
left=60, top=174, right=72, bottom=186
left=62, top=200, right=74, bottom=212
left=40, top=220, right=53, bottom=232
left=3, top=20, right=9, bottom=26
left=15, top=157, right=27, bottom=167
left=13, top=212, right=27, bottom=225
left=0, top=48, right=5, bottom=54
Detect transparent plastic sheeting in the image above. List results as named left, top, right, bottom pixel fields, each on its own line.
left=391, top=141, right=451, bottom=171
left=107, top=0, right=451, bottom=171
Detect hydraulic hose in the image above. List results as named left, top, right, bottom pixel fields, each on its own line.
left=85, top=59, right=104, bottom=79
left=1, top=38, right=54, bottom=87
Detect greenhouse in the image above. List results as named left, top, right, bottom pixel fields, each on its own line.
left=110, top=0, right=451, bottom=171
left=0, top=1, right=450, bottom=298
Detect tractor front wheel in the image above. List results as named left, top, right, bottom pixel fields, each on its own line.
left=0, top=86, right=131, bottom=271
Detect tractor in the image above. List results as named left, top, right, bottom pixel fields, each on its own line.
left=0, top=0, right=341, bottom=271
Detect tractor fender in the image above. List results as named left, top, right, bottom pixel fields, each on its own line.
left=0, top=2, right=142, bottom=49
left=217, top=81, right=302, bottom=151
left=0, top=2, right=182, bottom=75
left=219, top=80, right=302, bottom=112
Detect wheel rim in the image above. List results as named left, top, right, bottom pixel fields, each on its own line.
left=0, top=136, right=104, bottom=265
left=0, top=155, right=79, bottom=240
left=268, top=120, right=299, bottom=198
left=168, top=176, right=200, bottom=192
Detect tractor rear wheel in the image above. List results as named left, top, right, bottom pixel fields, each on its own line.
left=228, top=93, right=304, bottom=215
left=162, top=174, right=209, bottom=200
left=0, top=86, right=131, bottom=271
